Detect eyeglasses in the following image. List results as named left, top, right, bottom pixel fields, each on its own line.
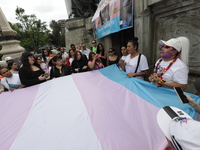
left=92, top=42, right=96, bottom=44
left=37, top=59, right=41, bottom=60
left=108, top=51, right=113, bottom=53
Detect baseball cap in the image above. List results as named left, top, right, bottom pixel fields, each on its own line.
left=5, top=56, right=13, bottom=62
left=159, top=37, right=190, bottom=66
left=159, top=38, right=182, bottom=52
left=157, top=106, right=200, bottom=150
left=52, top=56, right=62, bottom=62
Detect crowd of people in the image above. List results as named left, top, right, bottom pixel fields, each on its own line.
left=0, top=36, right=195, bottom=91
left=0, top=37, right=199, bottom=107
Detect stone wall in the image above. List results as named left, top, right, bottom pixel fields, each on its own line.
left=134, top=0, right=200, bottom=93
left=65, top=17, right=94, bottom=51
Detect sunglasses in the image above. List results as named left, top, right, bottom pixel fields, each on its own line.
left=108, top=51, right=113, bottom=53
left=162, top=45, right=173, bottom=49
left=37, top=59, right=41, bottom=60
left=92, top=42, right=96, bottom=44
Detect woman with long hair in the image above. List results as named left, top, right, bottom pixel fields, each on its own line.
left=19, top=52, right=48, bottom=87
left=71, top=51, right=88, bottom=73
left=88, top=52, right=104, bottom=70
left=36, top=56, right=48, bottom=73
left=108, top=48, right=119, bottom=66
left=66, top=49, right=75, bottom=66
left=149, top=37, right=189, bottom=89
left=124, top=37, right=149, bottom=80
left=42, top=49, right=50, bottom=65
left=7, top=61, right=19, bottom=74
left=96, top=43, right=107, bottom=67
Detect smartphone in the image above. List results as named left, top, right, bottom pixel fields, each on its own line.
left=173, top=87, right=189, bottom=103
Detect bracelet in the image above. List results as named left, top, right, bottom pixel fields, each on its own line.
left=157, top=79, right=166, bottom=87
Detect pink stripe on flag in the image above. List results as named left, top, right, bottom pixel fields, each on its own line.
left=0, top=85, right=40, bottom=150
left=72, top=71, right=167, bottom=150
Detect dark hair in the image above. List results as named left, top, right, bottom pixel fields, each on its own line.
left=68, top=49, right=74, bottom=57
left=36, top=56, right=42, bottom=60
left=128, top=37, right=139, bottom=51
left=21, top=52, right=42, bottom=72
left=74, top=51, right=83, bottom=60
left=109, top=48, right=116, bottom=52
left=97, top=43, right=105, bottom=56
left=88, top=52, right=95, bottom=61
left=70, top=44, right=75, bottom=48
left=7, top=61, right=15, bottom=70
left=0, top=67, right=8, bottom=75
left=52, top=56, right=62, bottom=62
left=42, top=49, right=50, bottom=62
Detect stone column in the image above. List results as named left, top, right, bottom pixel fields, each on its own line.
left=0, top=7, right=24, bottom=66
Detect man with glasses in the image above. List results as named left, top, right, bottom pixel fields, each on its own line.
left=80, top=43, right=91, bottom=59
left=92, top=40, right=97, bottom=54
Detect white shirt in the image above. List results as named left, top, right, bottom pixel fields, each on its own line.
left=125, top=54, right=149, bottom=80
left=155, top=58, right=188, bottom=84
left=62, top=52, right=69, bottom=63
left=80, top=49, right=91, bottom=59
left=121, top=55, right=128, bottom=61
left=69, top=58, right=74, bottom=65
left=1, top=74, right=22, bottom=90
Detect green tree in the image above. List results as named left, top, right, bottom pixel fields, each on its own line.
left=49, top=20, right=65, bottom=47
left=14, top=7, right=50, bottom=52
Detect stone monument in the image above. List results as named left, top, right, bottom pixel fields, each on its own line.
left=0, top=7, right=25, bottom=66
left=69, top=0, right=99, bottom=18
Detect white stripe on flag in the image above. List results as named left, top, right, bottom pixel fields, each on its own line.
left=10, top=76, right=102, bottom=150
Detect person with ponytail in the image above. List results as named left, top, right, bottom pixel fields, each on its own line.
left=124, top=37, right=149, bottom=80
left=149, top=37, right=189, bottom=89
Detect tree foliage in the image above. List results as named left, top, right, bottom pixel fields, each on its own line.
left=49, top=20, right=65, bottom=47
left=14, top=7, right=50, bottom=52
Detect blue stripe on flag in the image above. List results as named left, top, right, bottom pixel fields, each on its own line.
left=99, top=65, right=200, bottom=118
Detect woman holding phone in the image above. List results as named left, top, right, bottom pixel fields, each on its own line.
left=19, top=52, right=48, bottom=87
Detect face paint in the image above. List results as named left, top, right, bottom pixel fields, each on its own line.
left=161, top=52, right=173, bottom=59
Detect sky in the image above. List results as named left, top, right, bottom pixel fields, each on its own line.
left=1, top=0, right=69, bottom=29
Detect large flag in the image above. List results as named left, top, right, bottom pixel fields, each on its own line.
left=0, top=65, right=199, bottom=150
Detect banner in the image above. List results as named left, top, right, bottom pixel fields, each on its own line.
left=92, top=0, right=134, bottom=39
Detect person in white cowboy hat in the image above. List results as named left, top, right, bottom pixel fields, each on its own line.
left=149, top=37, right=189, bottom=89
left=157, top=106, right=200, bottom=150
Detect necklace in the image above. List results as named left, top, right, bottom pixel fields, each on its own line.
left=153, top=56, right=179, bottom=87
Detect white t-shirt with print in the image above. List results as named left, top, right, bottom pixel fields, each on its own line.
left=125, top=54, right=149, bottom=80
left=155, top=58, right=188, bottom=84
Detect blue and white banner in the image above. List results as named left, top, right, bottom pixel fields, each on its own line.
left=92, top=0, right=134, bottom=39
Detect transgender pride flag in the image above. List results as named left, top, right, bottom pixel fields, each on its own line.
left=0, top=65, right=199, bottom=150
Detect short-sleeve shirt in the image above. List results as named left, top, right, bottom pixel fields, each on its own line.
left=125, top=54, right=149, bottom=80
left=155, top=58, right=188, bottom=84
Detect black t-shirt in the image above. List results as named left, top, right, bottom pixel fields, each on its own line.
left=19, top=67, right=45, bottom=86
left=50, top=65, right=71, bottom=79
